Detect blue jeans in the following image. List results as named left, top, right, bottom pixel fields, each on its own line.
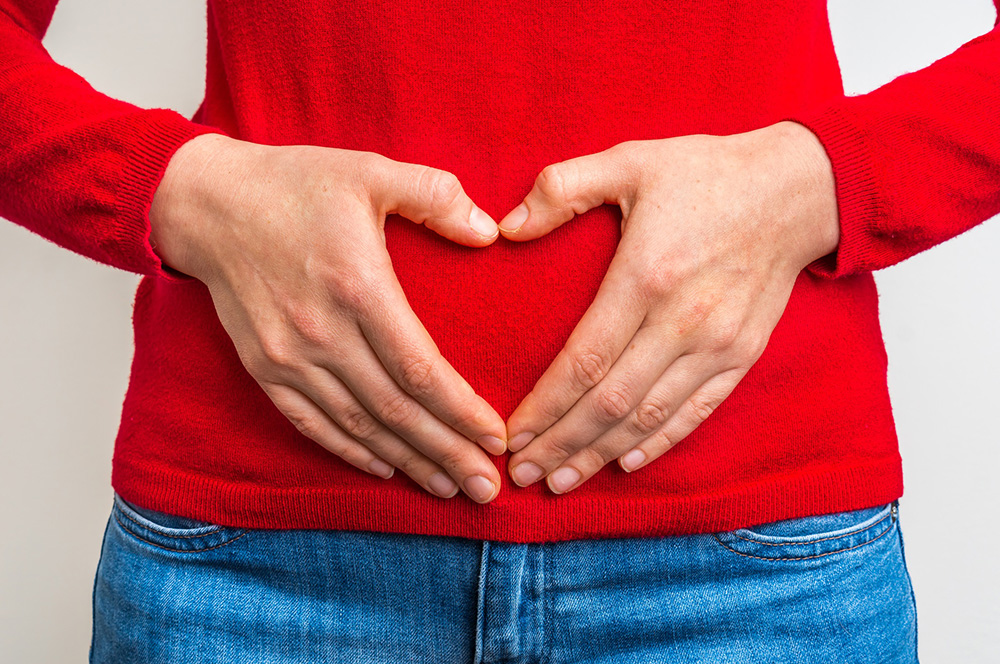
left=91, top=494, right=918, bottom=663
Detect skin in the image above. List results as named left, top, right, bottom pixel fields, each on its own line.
left=149, top=120, right=839, bottom=504
left=149, top=136, right=508, bottom=504
left=499, top=121, right=840, bottom=494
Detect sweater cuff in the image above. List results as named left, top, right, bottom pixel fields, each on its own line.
left=784, top=102, right=885, bottom=279
left=117, top=110, right=231, bottom=283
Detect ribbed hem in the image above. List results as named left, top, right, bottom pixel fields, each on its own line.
left=112, top=456, right=904, bottom=544
left=784, top=103, right=885, bottom=279
left=115, top=110, right=230, bottom=284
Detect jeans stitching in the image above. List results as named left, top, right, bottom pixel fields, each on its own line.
left=115, top=502, right=226, bottom=540
left=712, top=518, right=893, bottom=561
left=543, top=543, right=553, bottom=664
left=114, top=512, right=249, bottom=553
left=90, top=511, right=113, bottom=663
left=727, top=510, right=891, bottom=547
left=895, top=516, right=920, bottom=660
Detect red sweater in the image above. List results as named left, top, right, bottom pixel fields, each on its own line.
left=3, top=1, right=999, bottom=543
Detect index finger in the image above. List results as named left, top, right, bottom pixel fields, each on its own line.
left=505, top=254, right=645, bottom=452
left=355, top=269, right=508, bottom=454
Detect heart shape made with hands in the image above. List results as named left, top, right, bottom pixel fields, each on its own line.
left=437, top=124, right=837, bottom=498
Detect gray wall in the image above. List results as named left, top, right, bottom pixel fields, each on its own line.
left=1, top=1, right=997, bottom=660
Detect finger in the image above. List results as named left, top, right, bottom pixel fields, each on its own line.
left=506, top=321, right=681, bottom=487
left=355, top=273, right=508, bottom=455
left=505, top=254, right=645, bottom=453
left=618, top=368, right=748, bottom=474
left=531, top=354, right=719, bottom=493
left=498, top=144, right=635, bottom=241
left=258, top=381, right=397, bottom=480
left=366, top=155, right=499, bottom=246
left=278, top=373, right=470, bottom=498
left=321, top=326, right=502, bottom=503
left=269, top=367, right=478, bottom=498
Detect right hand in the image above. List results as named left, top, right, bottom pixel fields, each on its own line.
left=148, top=133, right=507, bottom=504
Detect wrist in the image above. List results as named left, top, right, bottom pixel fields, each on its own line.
left=149, top=132, right=247, bottom=282
left=766, top=121, right=841, bottom=268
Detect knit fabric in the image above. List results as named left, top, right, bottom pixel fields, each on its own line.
left=2, top=1, right=999, bottom=542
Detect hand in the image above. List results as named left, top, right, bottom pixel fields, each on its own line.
left=498, top=121, right=840, bottom=494
left=149, top=133, right=507, bottom=503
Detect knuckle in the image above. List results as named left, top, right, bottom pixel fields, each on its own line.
left=536, top=399, right=568, bottom=424
left=392, top=452, right=427, bottom=480
left=735, top=334, right=768, bottom=362
left=536, top=163, right=569, bottom=202
left=360, top=150, right=388, bottom=175
left=422, top=168, right=464, bottom=211
left=643, top=272, right=681, bottom=303
left=543, top=435, right=583, bottom=462
left=577, top=444, right=618, bottom=470
left=353, top=151, right=387, bottom=195
left=642, top=256, right=681, bottom=299
left=340, top=404, right=381, bottom=441
left=640, top=274, right=667, bottom=301
left=688, top=393, right=722, bottom=423
left=429, top=440, right=470, bottom=472
left=375, top=391, right=420, bottom=431
left=258, top=333, right=297, bottom=370
left=631, top=401, right=668, bottom=435
left=397, top=355, right=438, bottom=399
left=591, top=383, right=634, bottom=423
left=607, top=142, right=643, bottom=203
left=651, top=426, right=678, bottom=453
left=569, top=350, right=608, bottom=391
left=286, top=304, right=334, bottom=346
left=241, top=351, right=269, bottom=379
left=521, top=390, right=565, bottom=424
left=322, top=438, right=354, bottom=461
left=707, top=318, right=742, bottom=352
left=333, top=271, right=378, bottom=313
left=606, top=140, right=631, bottom=160
left=287, top=411, right=325, bottom=442
left=446, top=402, right=483, bottom=437
left=610, top=140, right=639, bottom=173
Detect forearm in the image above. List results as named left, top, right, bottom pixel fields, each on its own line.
left=787, top=2, right=1000, bottom=278
left=0, top=0, right=229, bottom=281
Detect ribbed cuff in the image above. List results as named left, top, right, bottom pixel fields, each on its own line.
left=116, top=110, right=231, bottom=284
left=784, top=102, right=884, bottom=279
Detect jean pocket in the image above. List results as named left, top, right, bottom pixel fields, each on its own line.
left=712, top=502, right=897, bottom=562
left=112, top=493, right=248, bottom=554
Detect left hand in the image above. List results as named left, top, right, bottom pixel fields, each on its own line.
left=499, top=121, right=840, bottom=495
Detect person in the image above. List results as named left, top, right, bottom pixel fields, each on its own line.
left=2, top=0, right=998, bottom=661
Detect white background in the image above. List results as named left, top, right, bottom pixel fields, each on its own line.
left=1, top=1, right=998, bottom=660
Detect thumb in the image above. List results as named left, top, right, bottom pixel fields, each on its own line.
left=368, top=157, right=499, bottom=247
left=498, top=145, right=635, bottom=241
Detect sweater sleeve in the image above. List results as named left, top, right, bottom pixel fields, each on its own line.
left=787, top=2, right=1000, bottom=279
left=0, top=0, right=230, bottom=283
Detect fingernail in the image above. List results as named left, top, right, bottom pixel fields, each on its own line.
left=469, top=207, right=499, bottom=239
left=368, top=458, right=395, bottom=479
left=465, top=475, right=498, bottom=503
left=511, top=461, right=545, bottom=487
left=508, top=431, right=535, bottom=453
left=499, top=204, right=529, bottom=233
left=548, top=466, right=581, bottom=494
left=620, top=449, right=646, bottom=472
left=428, top=472, right=459, bottom=498
left=477, top=434, right=507, bottom=455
